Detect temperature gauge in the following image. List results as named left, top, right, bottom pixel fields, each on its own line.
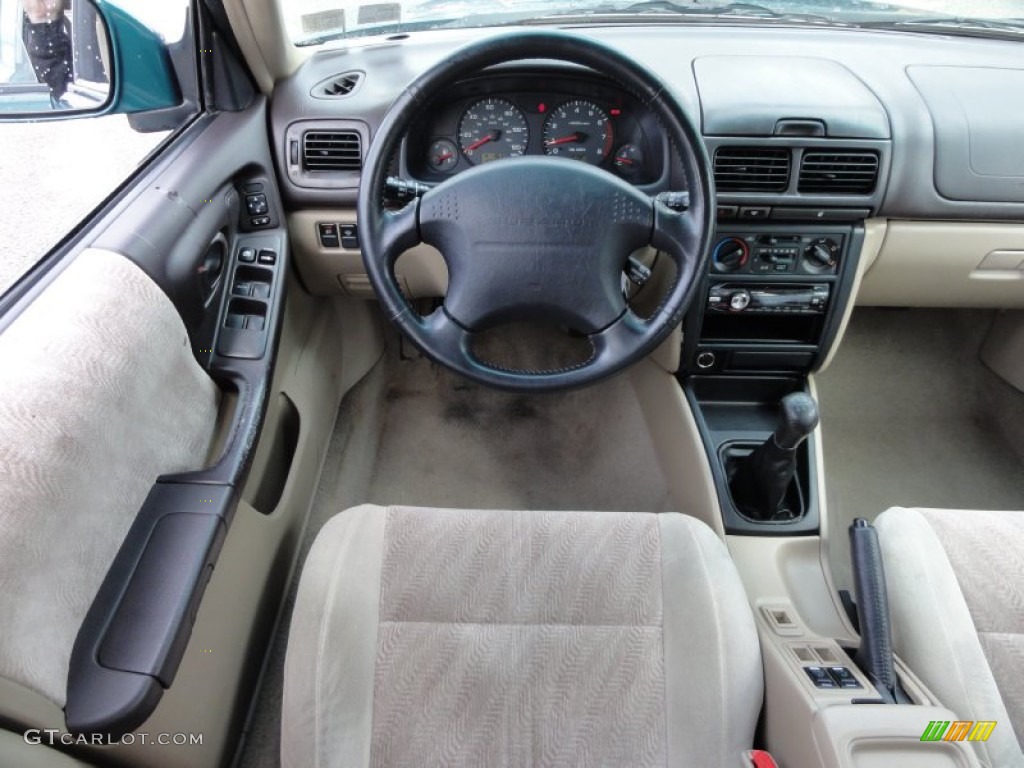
left=613, top=143, right=644, bottom=177
left=427, top=139, right=458, bottom=173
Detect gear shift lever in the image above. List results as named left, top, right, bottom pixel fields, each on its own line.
left=730, top=392, right=819, bottom=520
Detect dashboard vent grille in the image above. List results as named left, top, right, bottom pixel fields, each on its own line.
left=318, top=71, right=363, bottom=98
left=302, top=131, right=362, bottom=172
left=799, top=151, right=879, bottom=194
left=714, top=147, right=791, bottom=192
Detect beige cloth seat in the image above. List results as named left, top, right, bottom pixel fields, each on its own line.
left=282, top=505, right=763, bottom=767
left=875, top=507, right=1024, bottom=768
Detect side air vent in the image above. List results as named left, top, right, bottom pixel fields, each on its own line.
left=302, top=131, right=362, bottom=172
left=314, top=71, right=363, bottom=98
left=798, top=151, right=879, bottom=194
left=714, top=147, right=791, bottom=192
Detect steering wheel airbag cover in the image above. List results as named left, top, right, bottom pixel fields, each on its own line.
left=420, top=157, right=653, bottom=333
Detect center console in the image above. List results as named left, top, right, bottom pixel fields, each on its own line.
left=683, top=223, right=864, bottom=376
left=682, top=217, right=865, bottom=536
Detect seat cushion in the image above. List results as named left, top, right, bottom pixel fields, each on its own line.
left=875, top=507, right=1024, bottom=768
left=282, top=505, right=762, bottom=768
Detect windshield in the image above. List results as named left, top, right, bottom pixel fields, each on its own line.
left=283, top=0, right=1024, bottom=45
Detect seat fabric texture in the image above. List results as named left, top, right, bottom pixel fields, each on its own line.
left=875, top=506, right=1024, bottom=768
left=282, top=504, right=763, bottom=768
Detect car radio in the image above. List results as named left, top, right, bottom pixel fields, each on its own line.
left=707, top=283, right=830, bottom=314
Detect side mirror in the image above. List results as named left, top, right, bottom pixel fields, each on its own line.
left=0, top=0, right=180, bottom=120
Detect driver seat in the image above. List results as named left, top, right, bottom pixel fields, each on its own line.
left=281, top=505, right=762, bottom=767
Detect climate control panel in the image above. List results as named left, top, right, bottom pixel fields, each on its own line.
left=711, top=233, right=842, bottom=276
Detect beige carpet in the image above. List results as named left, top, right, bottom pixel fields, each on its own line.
left=816, top=309, right=1024, bottom=592
left=235, top=334, right=674, bottom=766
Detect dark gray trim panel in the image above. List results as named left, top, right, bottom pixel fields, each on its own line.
left=272, top=25, right=1024, bottom=220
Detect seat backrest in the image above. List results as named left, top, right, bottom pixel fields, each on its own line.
left=0, top=249, right=219, bottom=712
left=876, top=506, right=1024, bottom=768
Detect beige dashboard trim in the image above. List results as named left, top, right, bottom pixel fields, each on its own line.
left=819, top=218, right=887, bottom=372
left=289, top=210, right=449, bottom=298
left=858, top=220, right=1024, bottom=308
left=630, top=359, right=724, bottom=537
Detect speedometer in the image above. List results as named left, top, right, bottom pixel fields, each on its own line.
left=543, top=100, right=613, bottom=164
left=457, top=98, right=529, bottom=164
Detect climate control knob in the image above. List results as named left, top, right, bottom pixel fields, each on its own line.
left=804, top=238, right=840, bottom=271
left=712, top=237, right=750, bottom=273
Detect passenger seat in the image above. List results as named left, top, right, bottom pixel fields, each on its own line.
left=875, top=507, right=1024, bottom=768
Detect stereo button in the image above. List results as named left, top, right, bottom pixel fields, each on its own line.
left=729, top=290, right=752, bottom=311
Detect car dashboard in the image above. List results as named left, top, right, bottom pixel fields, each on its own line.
left=269, top=23, right=1024, bottom=374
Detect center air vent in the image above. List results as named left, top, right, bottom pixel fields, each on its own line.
left=302, top=131, right=362, bottom=172
left=798, top=151, right=879, bottom=194
left=714, top=147, right=791, bottom=192
left=313, top=71, right=363, bottom=98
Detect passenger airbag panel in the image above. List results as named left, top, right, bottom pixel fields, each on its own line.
left=909, top=66, right=1024, bottom=204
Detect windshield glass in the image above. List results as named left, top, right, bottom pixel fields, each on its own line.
left=282, top=0, right=1024, bottom=45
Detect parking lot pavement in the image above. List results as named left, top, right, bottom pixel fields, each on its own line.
left=0, top=116, right=168, bottom=297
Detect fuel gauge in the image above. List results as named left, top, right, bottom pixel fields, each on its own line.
left=613, top=143, right=644, bottom=177
left=428, top=139, right=458, bottom=173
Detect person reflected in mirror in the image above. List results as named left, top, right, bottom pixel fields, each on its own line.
left=21, top=0, right=72, bottom=109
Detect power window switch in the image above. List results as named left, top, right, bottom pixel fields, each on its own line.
left=804, top=666, right=837, bottom=688
left=225, top=313, right=245, bottom=329
left=257, top=249, right=277, bottom=266
left=251, top=282, right=271, bottom=299
left=232, top=281, right=252, bottom=296
left=827, top=666, right=862, bottom=689
left=245, top=315, right=265, bottom=331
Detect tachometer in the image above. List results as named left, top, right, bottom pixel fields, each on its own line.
left=543, top=100, right=613, bottom=164
left=457, top=98, right=529, bottom=164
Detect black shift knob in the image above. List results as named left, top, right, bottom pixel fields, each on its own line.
left=774, top=392, right=819, bottom=450
left=729, top=391, right=820, bottom=520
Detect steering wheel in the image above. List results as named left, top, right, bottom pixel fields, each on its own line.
left=357, top=30, right=713, bottom=392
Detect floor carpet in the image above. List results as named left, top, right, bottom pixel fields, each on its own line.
left=816, top=309, right=1024, bottom=592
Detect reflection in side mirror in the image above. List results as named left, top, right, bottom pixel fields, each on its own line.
left=0, top=0, right=111, bottom=115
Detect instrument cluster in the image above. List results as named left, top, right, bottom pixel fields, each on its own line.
left=404, top=74, right=665, bottom=186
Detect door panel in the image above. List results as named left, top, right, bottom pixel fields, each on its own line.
left=0, top=92, right=295, bottom=765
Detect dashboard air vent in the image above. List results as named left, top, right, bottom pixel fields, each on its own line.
left=317, top=71, right=363, bottom=98
left=714, top=147, right=791, bottom=192
left=302, top=131, right=362, bottom=172
left=798, top=151, right=879, bottom=194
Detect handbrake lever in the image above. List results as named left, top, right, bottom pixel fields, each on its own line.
left=849, top=517, right=910, bottom=704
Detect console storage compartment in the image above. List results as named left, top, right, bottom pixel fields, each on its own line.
left=811, top=705, right=980, bottom=767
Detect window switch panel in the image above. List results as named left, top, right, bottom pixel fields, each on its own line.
left=827, top=666, right=862, bottom=689
left=804, top=666, right=837, bottom=688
